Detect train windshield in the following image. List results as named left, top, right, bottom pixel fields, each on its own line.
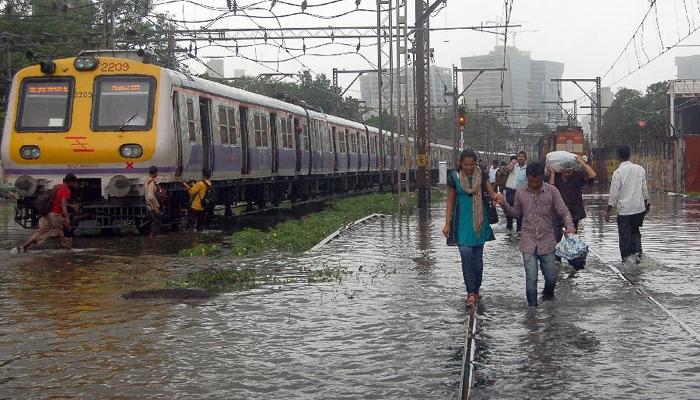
left=92, top=76, right=156, bottom=131
left=17, top=78, right=73, bottom=131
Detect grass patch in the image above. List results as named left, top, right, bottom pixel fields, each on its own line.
left=230, top=192, right=410, bottom=257
left=177, top=243, right=222, bottom=257
left=229, top=190, right=447, bottom=257
left=308, top=265, right=352, bottom=283
left=166, top=267, right=257, bottom=292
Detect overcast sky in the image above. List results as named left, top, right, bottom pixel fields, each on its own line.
left=161, top=0, right=700, bottom=109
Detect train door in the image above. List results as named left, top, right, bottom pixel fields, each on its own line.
left=172, top=91, right=184, bottom=177
left=240, top=107, right=250, bottom=174
left=294, top=117, right=302, bottom=173
left=198, top=98, right=213, bottom=175
left=270, top=112, right=279, bottom=174
left=331, top=126, right=338, bottom=171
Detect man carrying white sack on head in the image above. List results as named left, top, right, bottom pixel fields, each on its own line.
left=547, top=153, right=597, bottom=270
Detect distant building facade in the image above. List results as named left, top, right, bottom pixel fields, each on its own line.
left=359, top=66, right=453, bottom=116
left=460, top=46, right=564, bottom=129
left=206, top=58, right=225, bottom=78
left=676, top=55, right=700, bottom=80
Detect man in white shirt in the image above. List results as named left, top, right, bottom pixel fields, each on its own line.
left=488, top=159, right=499, bottom=184
left=605, top=145, right=650, bottom=262
left=505, top=151, right=528, bottom=232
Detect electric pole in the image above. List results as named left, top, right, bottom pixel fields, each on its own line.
left=414, top=0, right=431, bottom=210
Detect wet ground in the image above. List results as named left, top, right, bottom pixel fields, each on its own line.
left=0, top=189, right=698, bottom=399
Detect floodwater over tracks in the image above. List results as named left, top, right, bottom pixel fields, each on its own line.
left=0, top=191, right=699, bottom=399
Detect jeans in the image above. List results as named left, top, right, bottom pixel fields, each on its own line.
left=458, top=245, right=484, bottom=294
left=505, top=188, right=521, bottom=232
left=522, top=251, right=557, bottom=307
left=617, top=212, right=644, bottom=261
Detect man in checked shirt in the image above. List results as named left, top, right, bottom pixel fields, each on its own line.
left=497, top=161, right=575, bottom=307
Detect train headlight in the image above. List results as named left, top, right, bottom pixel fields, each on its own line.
left=119, top=144, right=143, bottom=158
left=15, top=175, right=37, bottom=197
left=74, top=56, right=99, bottom=71
left=108, top=175, right=132, bottom=197
left=20, top=145, right=41, bottom=160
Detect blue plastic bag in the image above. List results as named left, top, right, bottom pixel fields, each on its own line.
left=555, top=234, right=589, bottom=260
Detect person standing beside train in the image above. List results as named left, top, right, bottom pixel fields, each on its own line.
left=145, top=166, right=162, bottom=240
left=505, top=151, right=528, bottom=235
left=443, top=149, right=499, bottom=307
left=182, top=171, right=212, bottom=232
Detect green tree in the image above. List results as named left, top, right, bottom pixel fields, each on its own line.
left=601, top=82, right=669, bottom=148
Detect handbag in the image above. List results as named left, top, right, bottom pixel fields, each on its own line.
left=487, top=200, right=499, bottom=224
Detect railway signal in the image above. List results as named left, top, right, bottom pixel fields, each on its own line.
left=458, top=105, right=466, bottom=130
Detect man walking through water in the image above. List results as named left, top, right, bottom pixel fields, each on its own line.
left=605, top=145, right=650, bottom=263
left=548, top=154, right=597, bottom=270
left=497, top=162, right=574, bottom=307
left=505, top=151, right=528, bottom=236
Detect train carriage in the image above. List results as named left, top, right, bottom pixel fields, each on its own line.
left=1, top=51, right=451, bottom=232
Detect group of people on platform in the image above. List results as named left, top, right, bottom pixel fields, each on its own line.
left=443, top=145, right=650, bottom=307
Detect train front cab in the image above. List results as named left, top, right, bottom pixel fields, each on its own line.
left=2, top=55, right=170, bottom=231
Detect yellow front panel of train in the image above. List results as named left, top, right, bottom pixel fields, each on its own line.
left=8, top=57, right=161, bottom=165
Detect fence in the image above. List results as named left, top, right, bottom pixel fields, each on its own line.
left=591, top=137, right=676, bottom=193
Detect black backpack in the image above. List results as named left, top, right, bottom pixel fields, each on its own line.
left=33, top=188, right=56, bottom=216
left=199, top=181, right=216, bottom=210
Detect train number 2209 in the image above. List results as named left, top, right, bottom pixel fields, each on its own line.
left=100, top=62, right=130, bottom=72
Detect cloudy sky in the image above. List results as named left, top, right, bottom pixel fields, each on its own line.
left=160, top=0, right=700, bottom=109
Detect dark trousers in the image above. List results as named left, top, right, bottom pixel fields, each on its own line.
left=189, top=209, right=207, bottom=232
left=617, top=212, right=644, bottom=261
left=505, top=188, right=521, bottom=232
left=149, top=210, right=162, bottom=234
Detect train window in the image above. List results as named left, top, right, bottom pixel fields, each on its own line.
left=280, top=117, right=293, bottom=149
left=16, top=77, right=74, bottom=132
left=91, top=76, right=155, bottom=131
left=301, top=120, right=309, bottom=151
left=217, top=105, right=238, bottom=146
left=349, top=131, right=357, bottom=154
left=360, top=134, right=367, bottom=154
left=261, top=113, right=269, bottom=147
left=186, top=99, right=196, bottom=142
left=227, top=107, right=238, bottom=146
left=369, top=135, right=376, bottom=156
left=329, top=125, right=334, bottom=152
left=253, top=113, right=263, bottom=147
left=218, top=106, right=229, bottom=145
left=338, top=130, right=347, bottom=153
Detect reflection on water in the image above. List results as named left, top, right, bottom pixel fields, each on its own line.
left=0, top=191, right=699, bottom=399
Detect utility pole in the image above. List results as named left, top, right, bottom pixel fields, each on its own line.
left=395, top=0, right=403, bottom=201
left=551, top=77, right=602, bottom=146
left=414, top=0, right=434, bottom=210
left=449, top=67, right=507, bottom=162
left=402, top=0, right=411, bottom=197
left=167, top=34, right=176, bottom=69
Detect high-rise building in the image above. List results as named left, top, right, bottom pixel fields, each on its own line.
left=676, top=55, right=700, bottom=79
left=460, top=46, right=564, bottom=129
left=359, top=66, right=453, bottom=116
left=206, top=58, right=225, bottom=79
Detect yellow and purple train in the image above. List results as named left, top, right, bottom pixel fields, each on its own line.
left=1, top=51, right=453, bottom=232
